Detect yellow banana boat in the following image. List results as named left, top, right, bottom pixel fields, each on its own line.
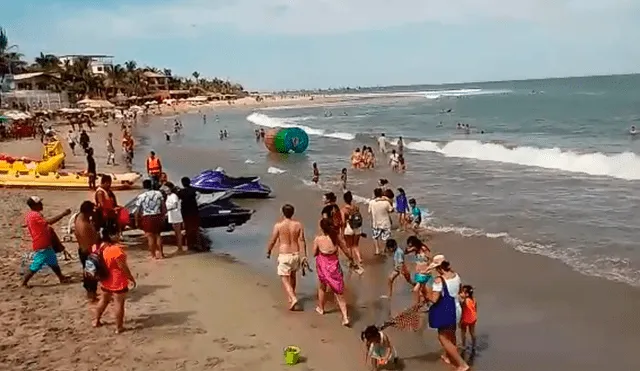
left=0, top=153, right=66, bottom=173
left=0, top=170, right=142, bottom=190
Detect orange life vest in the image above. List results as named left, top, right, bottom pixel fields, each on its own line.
left=146, top=156, right=161, bottom=175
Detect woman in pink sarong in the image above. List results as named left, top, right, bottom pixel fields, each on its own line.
left=314, top=218, right=354, bottom=326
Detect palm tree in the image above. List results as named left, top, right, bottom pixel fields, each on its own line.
left=32, top=52, right=60, bottom=72
left=124, top=60, right=137, bottom=73
left=0, top=27, right=27, bottom=106
left=62, top=56, right=105, bottom=101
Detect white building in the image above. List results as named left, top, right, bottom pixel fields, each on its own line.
left=57, top=54, right=114, bottom=75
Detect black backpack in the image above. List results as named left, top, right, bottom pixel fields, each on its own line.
left=84, top=244, right=109, bottom=281
left=348, top=209, right=363, bottom=229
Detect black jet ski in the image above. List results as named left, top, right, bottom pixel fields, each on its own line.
left=123, top=191, right=254, bottom=232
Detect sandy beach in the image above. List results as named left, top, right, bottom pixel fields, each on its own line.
left=3, top=92, right=640, bottom=371
left=0, top=117, right=368, bottom=371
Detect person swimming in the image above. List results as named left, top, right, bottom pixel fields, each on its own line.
left=630, top=125, right=637, bottom=135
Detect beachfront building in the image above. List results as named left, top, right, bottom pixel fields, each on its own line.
left=142, top=71, right=170, bottom=91
left=57, top=55, right=114, bottom=75
left=12, top=72, right=60, bottom=91
left=0, top=72, right=68, bottom=110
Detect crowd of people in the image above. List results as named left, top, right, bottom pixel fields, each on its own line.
left=266, top=180, right=475, bottom=370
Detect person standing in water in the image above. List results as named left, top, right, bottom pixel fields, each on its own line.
left=378, top=133, right=387, bottom=153
left=223, top=129, right=228, bottom=138
left=340, top=168, right=348, bottom=191
left=106, top=132, right=117, bottom=166
left=266, top=204, right=308, bottom=310
left=397, top=136, right=404, bottom=155
left=312, top=162, right=320, bottom=184
left=203, top=114, right=207, bottom=125
left=219, top=130, right=224, bottom=140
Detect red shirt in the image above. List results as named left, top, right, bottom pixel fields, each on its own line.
left=25, top=210, right=51, bottom=251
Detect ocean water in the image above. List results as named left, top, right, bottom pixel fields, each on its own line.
left=157, top=74, right=640, bottom=288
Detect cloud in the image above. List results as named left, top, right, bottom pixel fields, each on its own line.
left=53, top=0, right=639, bottom=39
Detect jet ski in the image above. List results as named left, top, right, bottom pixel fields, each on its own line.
left=191, top=168, right=271, bottom=198
left=123, top=190, right=254, bottom=232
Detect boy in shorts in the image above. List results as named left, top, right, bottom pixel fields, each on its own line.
left=383, top=239, right=413, bottom=298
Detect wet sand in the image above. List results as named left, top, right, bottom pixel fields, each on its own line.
left=143, top=117, right=640, bottom=371
left=0, top=123, right=367, bottom=370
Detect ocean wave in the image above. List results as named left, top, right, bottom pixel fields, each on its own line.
left=406, top=139, right=640, bottom=180
left=267, top=166, right=286, bottom=174
left=336, top=88, right=512, bottom=100
left=428, top=225, right=640, bottom=287
left=246, top=113, right=354, bottom=141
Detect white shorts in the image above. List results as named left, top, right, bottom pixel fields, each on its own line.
left=277, top=253, right=300, bottom=276
left=344, top=224, right=361, bottom=236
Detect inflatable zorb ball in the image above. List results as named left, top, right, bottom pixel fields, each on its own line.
left=264, top=128, right=309, bottom=153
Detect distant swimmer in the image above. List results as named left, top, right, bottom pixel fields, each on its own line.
left=342, top=111, right=348, bottom=116
left=164, top=132, right=171, bottom=142
left=630, top=125, right=637, bottom=136
left=203, top=114, right=207, bottom=125
left=223, top=129, right=228, bottom=138
left=219, top=130, right=224, bottom=140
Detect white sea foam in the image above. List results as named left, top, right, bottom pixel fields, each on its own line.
left=244, top=159, right=255, bottom=164
left=428, top=225, right=640, bottom=287
left=267, top=166, right=286, bottom=174
left=335, top=88, right=512, bottom=100
left=247, top=112, right=354, bottom=141
left=406, top=139, right=640, bottom=180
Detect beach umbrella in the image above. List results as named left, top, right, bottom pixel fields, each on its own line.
left=82, top=107, right=96, bottom=112
left=144, top=101, right=157, bottom=106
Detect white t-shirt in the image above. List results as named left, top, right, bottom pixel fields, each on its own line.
left=165, top=193, right=183, bottom=224
left=368, top=198, right=393, bottom=229
left=389, top=153, right=399, bottom=164
left=377, top=136, right=387, bottom=150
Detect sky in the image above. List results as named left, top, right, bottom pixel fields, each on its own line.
left=2, top=0, right=640, bottom=90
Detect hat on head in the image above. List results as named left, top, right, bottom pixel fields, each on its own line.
left=427, top=254, right=446, bottom=271
left=27, top=196, right=43, bottom=208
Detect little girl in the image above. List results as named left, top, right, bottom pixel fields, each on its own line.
left=312, top=162, right=320, bottom=184
left=459, top=285, right=478, bottom=351
left=395, top=188, right=409, bottom=231
left=361, top=325, right=398, bottom=370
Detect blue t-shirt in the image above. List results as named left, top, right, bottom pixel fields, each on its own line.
left=393, top=248, right=405, bottom=267
left=396, top=194, right=409, bottom=213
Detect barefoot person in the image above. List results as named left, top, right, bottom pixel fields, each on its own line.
left=178, top=177, right=202, bottom=252
left=164, top=182, right=185, bottom=253
left=22, top=196, right=71, bottom=287
left=266, top=204, right=308, bottom=310
left=21, top=196, right=72, bottom=287
left=93, top=223, right=137, bottom=334
left=341, top=191, right=363, bottom=265
left=135, top=179, right=166, bottom=259
left=95, top=175, right=118, bottom=230
left=74, top=201, right=99, bottom=301
left=314, top=218, right=354, bottom=326
left=368, top=188, right=394, bottom=255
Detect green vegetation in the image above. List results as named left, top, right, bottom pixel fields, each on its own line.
left=0, top=27, right=246, bottom=102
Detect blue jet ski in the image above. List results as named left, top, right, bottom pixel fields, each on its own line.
left=191, top=168, right=271, bottom=198
left=124, top=191, right=254, bottom=232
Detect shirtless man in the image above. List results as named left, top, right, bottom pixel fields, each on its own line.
left=266, top=204, right=307, bottom=310
left=74, top=201, right=99, bottom=301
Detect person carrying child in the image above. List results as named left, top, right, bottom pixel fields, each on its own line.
left=460, top=284, right=478, bottom=351
left=361, top=325, right=398, bottom=370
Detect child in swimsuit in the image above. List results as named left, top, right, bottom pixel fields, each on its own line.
left=407, top=236, right=432, bottom=305
left=361, top=325, right=398, bottom=370
left=395, top=188, right=409, bottom=231
left=385, top=239, right=413, bottom=298
left=312, top=162, right=320, bottom=184
left=408, top=198, right=422, bottom=230
left=340, top=168, right=348, bottom=190
left=460, top=284, right=478, bottom=351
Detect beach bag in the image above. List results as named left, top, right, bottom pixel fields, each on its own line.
left=84, top=244, right=109, bottom=281
left=428, top=276, right=457, bottom=329
left=348, top=210, right=363, bottom=229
